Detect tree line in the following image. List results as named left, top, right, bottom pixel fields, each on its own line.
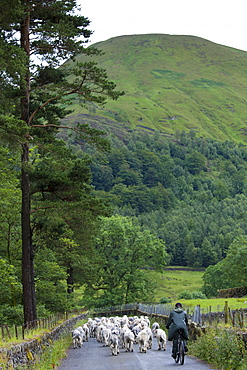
left=73, top=129, right=247, bottom=268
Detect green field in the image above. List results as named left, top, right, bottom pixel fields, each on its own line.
left=144, top=267, right=204, bottom=301
left=144, top=268, right=247, bottom=311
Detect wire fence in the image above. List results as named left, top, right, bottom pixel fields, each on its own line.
left=0, top=309, right=84, bottom=342
left=94, top=302, right=247, bottom=329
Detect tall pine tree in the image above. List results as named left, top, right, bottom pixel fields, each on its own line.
left=0, top=0, right=123, bottom=325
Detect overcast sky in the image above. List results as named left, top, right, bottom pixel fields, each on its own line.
left=77, top=0, right=247, bottom=52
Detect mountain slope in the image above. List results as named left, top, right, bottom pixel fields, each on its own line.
left=68, top=34, right=247, bottom=143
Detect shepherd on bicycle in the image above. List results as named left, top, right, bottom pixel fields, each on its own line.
left=166, top=302, right=189, bottom=359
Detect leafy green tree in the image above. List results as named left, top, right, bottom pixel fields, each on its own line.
left=91, top=163, right=114, bottom=191
left=0, top=259, right=22, bottom=306
left=212, top=180, right=230, bottom=200
left=202, top=237, right=247, bottom=297
left=83, top=215, right=169, bottom=306
left=185, top=151, right=206, bottom=174
left=184, top=242, right=198, bottom=267
left=201, top=237, right=218, bottom=267
left=0, top=0, right=123, bottom=325
left=220, top=237, right=247, bottom=287
left=35, top=255, right=68, bottom=313
left=202, top=262, right=230, bottom=297
left=116, top=163, right=142, bottom=186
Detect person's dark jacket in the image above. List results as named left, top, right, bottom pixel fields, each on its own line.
left=166, top=307, right=189, bottom=340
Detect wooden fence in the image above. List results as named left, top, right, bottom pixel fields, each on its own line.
left=0, top=309, right=84, bottom=341
left=194, top=302, right=246, bottom=328
left=94, top=301, right=247, bottom=329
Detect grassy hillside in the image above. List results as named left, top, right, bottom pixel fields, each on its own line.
left=67, top=34, right=247, bottom=143
left=136, top=269, right=247, bottom=311
left=144, top=267, right=204, bottom=302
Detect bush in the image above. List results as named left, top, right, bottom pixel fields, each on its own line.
left=159, top=296, right=172, bottom=304
left=178, top=290, right=207, bottom=300
left=189, top=328, right=247, bottom=370
left=178, top=291, right=192, bottom=300
left=191, top=290, right=207, bottom=299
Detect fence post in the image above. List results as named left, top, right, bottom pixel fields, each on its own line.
left=201, top=310, right=204, bottom=326
left=194, top=305, right=201, bottom=325
left=208, top=306, right=211, bottom=325
left=229, top=308, right=235, bottom=327
left=224, top=301, right=228, bottom=324
left=216, top=305, right=220, bottom=325
left=240, top=309, right=244, bottom=329
left=236, top=309, right=243, bottom=328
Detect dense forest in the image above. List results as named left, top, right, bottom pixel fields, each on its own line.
left=75, top=128, right=247, bottom=267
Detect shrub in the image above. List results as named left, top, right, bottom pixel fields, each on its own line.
left=189, top=328, right=247, bottom=370
left=178, top=291, right=192, bottom=300
left=178, top=290, right=207, bottom=300
left=159, top=296, right=172, bottom=304
left=191, top=291, right=207, bottom=299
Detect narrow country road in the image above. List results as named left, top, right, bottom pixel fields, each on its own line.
left=57, top=337, right=218, bottom=370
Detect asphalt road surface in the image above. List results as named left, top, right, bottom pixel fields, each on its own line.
left=57, top=337, right=218, bottom=370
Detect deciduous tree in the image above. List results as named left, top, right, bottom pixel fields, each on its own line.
left=83, top=215, right=169, bottom=307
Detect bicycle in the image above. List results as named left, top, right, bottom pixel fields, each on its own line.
left=174, top=328, right=186, bottom=365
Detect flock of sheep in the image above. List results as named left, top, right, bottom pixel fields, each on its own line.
left=71, top=315, right=167, bottom=356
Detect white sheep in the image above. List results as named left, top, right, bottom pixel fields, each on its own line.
left=145, top=327, right=153, bottom=349
left=124, top=330, right=135, bottom=352
left=81, top=323, right=89, bottom=341
left=102, top=327, right=112, bottom=346
left=155, top=328, right=167, bottom=351
left=72, top=328, right=83, bottom=349
left=110, top=333, right=120, bottom=356
left=120, top=324, right=129, bottom=348
left=132, top=323, right=141, bottom=341
left=151, top=322, right=160, bottom=337
left=136, top=329, right=149, bottom=353
left=96, top=324, right=105, bottom=342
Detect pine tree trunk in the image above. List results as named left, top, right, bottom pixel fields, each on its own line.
left=20, top=4, right=37, bottom=326
left=21, top=143, right=36, bottom=325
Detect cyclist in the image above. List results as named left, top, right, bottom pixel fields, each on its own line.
left=166, top=302, right=189, bottom=359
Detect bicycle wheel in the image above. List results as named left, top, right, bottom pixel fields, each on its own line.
left=179, top=339, right=185, bottom=365
left=175, top=339, right=180, bottom=363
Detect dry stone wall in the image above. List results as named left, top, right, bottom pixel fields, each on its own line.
left=0, top=313, right=87, bottom=369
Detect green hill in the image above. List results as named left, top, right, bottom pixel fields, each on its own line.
left=67, top=34, right=247, bottom=143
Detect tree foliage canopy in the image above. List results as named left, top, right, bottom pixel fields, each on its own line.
left=83, top=215, right=170, bottom=307
left=202, top=237, right=247, bottom=297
